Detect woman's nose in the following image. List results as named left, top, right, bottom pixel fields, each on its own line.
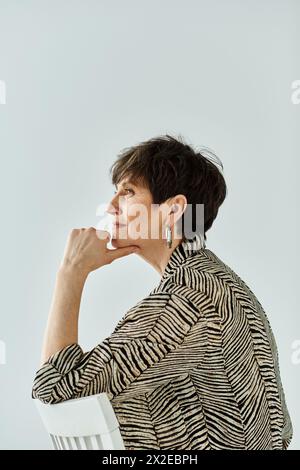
left=105, top=196, right=124, bottom=217
left=106, top=201, right=117, bottom=216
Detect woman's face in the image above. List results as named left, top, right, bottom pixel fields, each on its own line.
left=106, top=177, right=166, bottom=249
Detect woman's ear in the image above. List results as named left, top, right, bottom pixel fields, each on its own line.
left=172, top=196, right=187, bottom=217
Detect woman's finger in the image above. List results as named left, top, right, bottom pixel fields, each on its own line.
left=96, top=229, right=110, bottom=241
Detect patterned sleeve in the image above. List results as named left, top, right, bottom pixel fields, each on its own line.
left=31, top=284, right=208, bottom=404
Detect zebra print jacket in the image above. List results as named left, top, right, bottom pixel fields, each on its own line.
left=32, top=237, right=293, bottom=450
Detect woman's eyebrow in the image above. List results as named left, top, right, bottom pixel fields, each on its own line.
left=115, top=179, right=136, bottom=189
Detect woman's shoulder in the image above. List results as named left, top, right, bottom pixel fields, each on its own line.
left=111, top=274, right=210, bottom=339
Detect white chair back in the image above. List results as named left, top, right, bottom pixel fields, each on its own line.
left=34, top=393, right=125, bottom=450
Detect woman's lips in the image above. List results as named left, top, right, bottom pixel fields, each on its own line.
left=113, top=222, right=126, bottom=228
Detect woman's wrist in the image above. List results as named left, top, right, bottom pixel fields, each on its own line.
left=58, top=261, right=90, bottom=282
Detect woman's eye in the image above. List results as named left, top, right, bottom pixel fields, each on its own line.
left=124, top=188, right=134, bottom=195
left=113, top=189, right=134, bottom=195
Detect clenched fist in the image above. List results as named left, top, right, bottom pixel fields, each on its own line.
left=59, top=227, right=140, bottom=275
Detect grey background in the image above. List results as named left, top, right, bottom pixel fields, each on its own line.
left=0, top=0, right=299, bottom=450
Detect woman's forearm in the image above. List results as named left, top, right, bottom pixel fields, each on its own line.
left=39, top=264, right=89, bottom=367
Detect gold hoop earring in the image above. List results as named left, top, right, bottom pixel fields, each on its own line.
left=165, top=224, right=172, bottom=248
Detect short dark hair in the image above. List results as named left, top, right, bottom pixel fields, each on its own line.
left=109, top=133, right=227, bottom=243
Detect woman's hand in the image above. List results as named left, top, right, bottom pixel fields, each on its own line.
left=59, top=227, right=140, bottom=275
left=38, top=227, right=140, bottom=365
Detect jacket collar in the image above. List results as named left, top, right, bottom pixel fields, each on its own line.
left=160, top=233, right=206, bottom=282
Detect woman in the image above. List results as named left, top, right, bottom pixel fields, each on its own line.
left=32, top=134, right=293, bottom=450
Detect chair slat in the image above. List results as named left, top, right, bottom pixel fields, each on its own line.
left=50, top=434, right=57, bottom=450
left=60, top=436, right=68, bottom=450
left=78, top=436, right=88, bottom=450
left=54, top=435, right=62, bottom=450
left=90, top=435, right=100, bottom=450
left=69, top=436, right=77, bottom=450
